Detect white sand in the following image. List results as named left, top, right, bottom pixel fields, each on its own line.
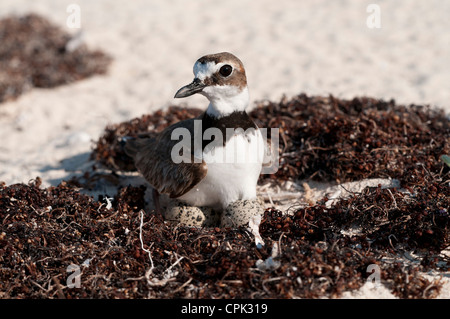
left=0, top=0, right=448, bottom=298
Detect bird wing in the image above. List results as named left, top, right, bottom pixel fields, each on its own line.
left=124, top=116, right=207, bottom=198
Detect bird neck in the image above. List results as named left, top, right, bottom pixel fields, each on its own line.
left=205, top=86, right=249, bottom=118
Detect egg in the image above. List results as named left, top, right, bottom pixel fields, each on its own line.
left=163, top=199, right=220, bottom=227
left=221, top=197, right=264, bottom=227
left=162, top=197, right=265, bottom=227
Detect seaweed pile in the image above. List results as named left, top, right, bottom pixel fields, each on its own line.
left=0, top=177, right=447, bottom=298
left=251, top=95, right=448, bottom=187
left=92, top=94, right=448, bottom=188
left=1, top=94, right=448, bottom=298
left=0, top=14, right=111, bottom=103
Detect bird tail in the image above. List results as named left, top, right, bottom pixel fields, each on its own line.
left=120, top=136, right=139, bottom=158
left=121, top=135, right=153, bottom=159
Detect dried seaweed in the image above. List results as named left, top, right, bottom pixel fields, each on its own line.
left=1, top=175, right=447, bottom=298
left=91, top=94, right=449, bottom=189
left=1, top=94, right=448, bottom=299
left=0, top=14, right=111, bottom=103
left=250, top=94, right=449, bottom=186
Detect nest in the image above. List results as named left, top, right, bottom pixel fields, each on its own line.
left=1, top=94, right=448, bottom=298
left=93, top=94, right=449, bottom=188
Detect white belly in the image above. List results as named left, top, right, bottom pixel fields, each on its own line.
left=177, top=130, right=264, bottom=209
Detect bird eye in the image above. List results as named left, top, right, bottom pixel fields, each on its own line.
left=219, top=64, right=233, bottom=77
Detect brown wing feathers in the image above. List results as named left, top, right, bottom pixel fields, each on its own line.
left=124, top=117, right=207, bottom=198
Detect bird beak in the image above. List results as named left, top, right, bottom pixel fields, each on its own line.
left=174, top=78, right=206, bottom=98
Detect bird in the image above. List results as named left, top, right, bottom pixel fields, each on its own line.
left=124, top=52, right=265, bottom=216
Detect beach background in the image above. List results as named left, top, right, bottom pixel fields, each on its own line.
left=0, top=0, right=448, bottom=298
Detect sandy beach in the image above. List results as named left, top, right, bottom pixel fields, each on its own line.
left=0, top=0, right=448, bottom=299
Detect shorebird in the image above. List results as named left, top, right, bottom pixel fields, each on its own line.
left=124, top=52, right=265, bottom=215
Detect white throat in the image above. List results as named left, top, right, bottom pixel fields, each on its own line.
left=203, top=86, right=249, bottom=118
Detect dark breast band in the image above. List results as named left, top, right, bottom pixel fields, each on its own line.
left=201, top=111, right=258, bottom=148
